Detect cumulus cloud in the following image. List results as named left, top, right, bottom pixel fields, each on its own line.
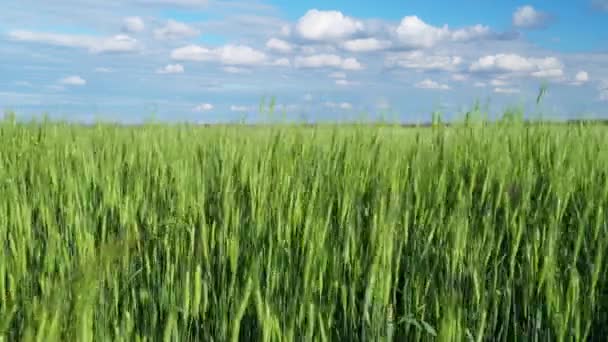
left=598, top=80, right=608, bottom=101
left=325, top=101, right=353, bottom=110
left=154, top=20, right=199, bottom=40
left=59, top=76, right=86, bottom=86
left=272, top=58, right=291, bottom=67
left=329, top=71, right=346, bottom=79
left=171, top=44, right=267, bottom=65
left=193, top=103, right=213, bottom=112
left=512, top=5, right=550, bottom=29
left=335, top=79, right=359, bottom=86
left=571, top=71, right=589, bottom=85
left=395, top=16, right=492, bottom=48
left=385, top=51, right=462, bottom=71
left=265, top=38, right=293, bottom=53
left=494, top=87, right=520, bottom=94
left=296, top=9, right=364, bottom=41
left=415, top=79, right=450, bottom=90
left=94, top=67, right=112, bottom=73
left=156, top=63, right=184, bottom=74
left=8, top=30, right=139, bottom=53
left=123, top=16, right=145, bottom=33
left=294, top=54, right=363, bottom=70
left=451, top=74, right=468, bottom=81
left=230, top=105, right=253, bottom=112
left=474, top=82, right=487, bottom=87
left=342, top=38, right=391, bottom=52
left=222, top=66, right=251, bottom=74
left=469, top=53, right=564, bottom=79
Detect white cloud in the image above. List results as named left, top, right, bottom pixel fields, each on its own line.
left=494, top=87, right=520, bottom=94
left=342, top=38, right=391, bottom=52
left=296, top=9, right=364, bottom=41
left=294, top=54, right=363, bottom=70
left=490, top=79, right=509, bottom=86
left=513, top=5, right=550, bottom=29
left=395, top=16, right=491, bottom=48
left=415, top=79, right=450, bottom=90
left=123, top=16, right=145, bottom=33
left=531, top=68, right=563, bottom=78
left=329, top=71, right=346, bottom=79
left=156, top=63, right=184, bottom=74
left=474, top=82, right=487, bottom=87
left=451, top=74, right=468, bottom=81
left=154, top=20, right=199, bottom=40
left=94, top=67, right=113, bottom=73
left=599, top=80, right=608, bottom=101
left=230, top=105, right=253, bottom=112
left=193, top=103, right=213, bottom=112
left=386, top=51, right=462, bottom=71
left=266, top=38, right=292, bottom=53
left=396, top=16, right=450, bottom=48
left=8, top=30, right=139, bottom=53
left=470, top=54, right=563, bottom=79
left=272, top=58, right=291, bottom=67
left=59, top=76, right=86, bottom=86
left=171, top=44, right=267, bottom=65
left=335, top=79, right=359, bottom=86
left=222, top=66, right=251, bottom=74
left=571, top=71, right=589, bottom=85
left=303, top=93, right=313, bottom=101
left=325, top=101, right=353, bottom=110
left=451, top=24, right=491, bottom=41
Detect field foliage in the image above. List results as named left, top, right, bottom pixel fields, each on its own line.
left=1, top=115, right=607, bottom=341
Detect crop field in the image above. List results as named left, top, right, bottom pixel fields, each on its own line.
left=1, top=116, right=607, bottom=341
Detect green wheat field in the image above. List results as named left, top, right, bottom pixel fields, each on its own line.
left=1, top=110, right=607, bottom=341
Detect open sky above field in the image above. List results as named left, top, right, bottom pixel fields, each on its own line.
left=1, top=0, right=607, bottom=123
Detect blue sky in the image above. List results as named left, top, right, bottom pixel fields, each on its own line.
left=1, top=0, right=607, bottom=123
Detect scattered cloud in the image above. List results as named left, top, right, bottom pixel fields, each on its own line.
left=329, top=71, right=346, bottom=79
left=342, top=38, right=391, bottom=52
left=451, top=74, right=468, bottom=81
left=599, top=80, right=608, bottom=101
left=296, top=9, right=364, bottom=41
left=395, top=16, right=492, bottom=48
left=272, top=58, right=291, bottom=67
left=415, top=79, right=450, bottom=90
left=94, top=67, right=113, bottom=73
left=512, top=5, right=551, bottom=29
left=8, top=30, right=139, bottom=53
left=325, top=101, right=353, bottom=109
left=335, top=79, right=359, bottom=86
left=156, top=63, right=184, bottom=74
left=222, top=66, right=251, bottom=73
left=59, top=76, right=86, bottom=86
left=386, top=51, right=462, bottom=71
left=494, top=87, right=520, bottom=94
left=230, top=105, right=253, bottom=112
left=294, top=54, right=363, bottom=70
left=193, top=103, right=213, bottom=112
left=572, top=70, right=589, bottom=85
left=154, top=20, right=199, bottom=40
left=470, top=53, right=563, bottom=79
left=171, top=44, right=267, bottom=65
left=265, top=38, right=293, bottom=53
left=122, top=16, right=145, bottom=33
left=474, top=82, right=487, bottom=87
